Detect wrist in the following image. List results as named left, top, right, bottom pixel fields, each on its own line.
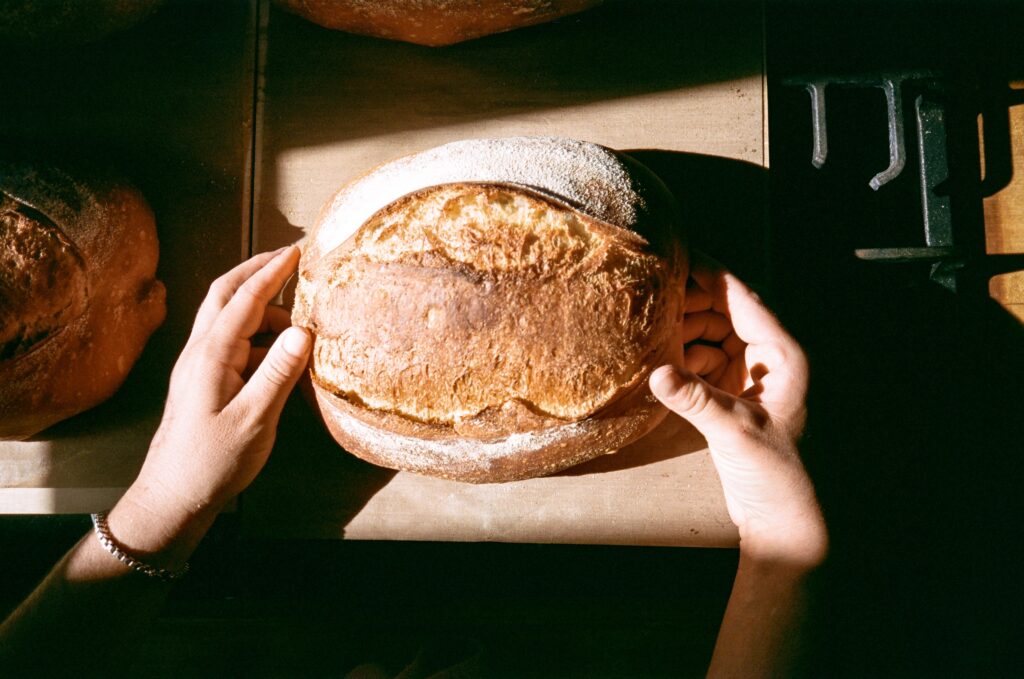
left=738, top=508, right=828, bottom=571
left=106, top=481, right=219, bottom=573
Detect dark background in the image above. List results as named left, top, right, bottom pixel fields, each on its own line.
left=4, top=1, right=1024, bottom=676
left=770, top=2, right=1024, bottom=676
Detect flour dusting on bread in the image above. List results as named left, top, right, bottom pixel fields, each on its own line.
left=311, top=137, right=643, bottom=258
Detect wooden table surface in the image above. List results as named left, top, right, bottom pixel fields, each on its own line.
left=0, top=1, right=765, bottom=547
left=985, top=81, right=1024, bottom=322
left=243, top=0, right=770, bottom=547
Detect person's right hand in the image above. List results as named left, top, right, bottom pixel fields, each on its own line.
left=109, top=247, right=311, bottom=568
left=649, top=255, right=826, bottom=567
left=138, top=246, right=310, bottom=517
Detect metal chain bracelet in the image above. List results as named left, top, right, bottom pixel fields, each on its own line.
left=90, top=511, right=190, bottom=582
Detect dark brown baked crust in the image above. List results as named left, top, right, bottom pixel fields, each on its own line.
left=0, top=161, right=166, bottom=440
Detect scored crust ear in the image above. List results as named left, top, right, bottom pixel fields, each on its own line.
left=299, top=137, right=685, bottom=269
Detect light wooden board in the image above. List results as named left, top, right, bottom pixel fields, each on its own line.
left=985, top=81, right=1024, bottom=322
left=249, top=405, right=735, bottom=546
left=245, top=0, right=769, bottom=546
left=0, top=1, right=256, bottom=510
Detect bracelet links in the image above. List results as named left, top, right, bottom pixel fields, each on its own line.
left=91, top=511, right=189, bottom=582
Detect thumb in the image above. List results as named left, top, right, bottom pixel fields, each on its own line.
left=237, top=326, right=311, bottom=420
left=649, top=365, right=736, bottom=440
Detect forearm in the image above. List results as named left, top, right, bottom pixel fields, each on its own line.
left=1, top=248, right=306, bottom=672
left=707, top=551, right=822, bottom=679
left=0, top=485, right=216, bottom=673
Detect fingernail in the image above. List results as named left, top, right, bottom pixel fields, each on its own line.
left=649, top=365, right=685, bottom=399
left=281, top=327, right=310, bottom=357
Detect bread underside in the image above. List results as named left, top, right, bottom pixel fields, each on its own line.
left=274, top=0, right=601, bottom=47
left=297, top=183, right=684, bottom=482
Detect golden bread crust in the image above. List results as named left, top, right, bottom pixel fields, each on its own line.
left=294, top=137, right=686, bottom=482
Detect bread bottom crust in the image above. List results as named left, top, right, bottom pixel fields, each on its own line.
left=313, top=380, right=669, bottom=483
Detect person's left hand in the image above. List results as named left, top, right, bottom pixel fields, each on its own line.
left=124, top=246, right=311, bottom=536
left=650, top=255, right=825, bottom=566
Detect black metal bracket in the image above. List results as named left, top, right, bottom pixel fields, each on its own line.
left=785, top=73, right=1024, bottom=293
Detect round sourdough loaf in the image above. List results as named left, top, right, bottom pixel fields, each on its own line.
left=293, top=137, right=687, bottom=482
left=0, top=161, right=166, bottom=440
left=274, top=0, right=601, bottom=46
